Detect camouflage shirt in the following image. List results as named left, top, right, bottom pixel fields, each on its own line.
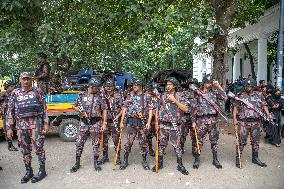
left=34, top=62, right=51, bottom=82
left=102, top=90, right=123, bottom=120
left=232, top=91, right=267, bottom=120
left=74, top=91, right=107, bottom=118
left=181, top=90, right=196, bottom=123
left=158, top=91, right=189, bottom=124
left=7, top=87, right=47, bottom=130
left=123, top=91, right=154, bottom=119
left=192, top=89, right=226, bottom=118
left=0, top=91, right=9, bottom=114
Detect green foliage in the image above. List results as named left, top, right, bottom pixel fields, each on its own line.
left=0, top=0, right=279, bottom=80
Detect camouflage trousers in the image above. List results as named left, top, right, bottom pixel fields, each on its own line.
left=180, top=121, right=196, bottom=154
left=75, top=120, right=101, bottom=157
left=159, top=123, right=182, bottom=158
left=146, top=121, right=156, bottom=146
left=196, top=116, right=219, bottom=155
left=237, top=121, right=261, bottom=153
left=37, top=81, right=49, bottom=95
left=123, top=123, right=148, bottom=156
left=17, top=128, right=45, bottom=166
left=102, top=122, right=121, bottom=154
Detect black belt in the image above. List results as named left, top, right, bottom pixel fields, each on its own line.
left=196, top=114, right=218, bottom=118
left=238, top=118, right=259, bottom=122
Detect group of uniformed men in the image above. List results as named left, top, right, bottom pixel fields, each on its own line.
left=0, top=52, right=276, bottom=184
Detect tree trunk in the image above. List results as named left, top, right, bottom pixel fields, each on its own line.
left=243, top=43, right=256, bottom=80
left=212, top=33, right=229, bottom=85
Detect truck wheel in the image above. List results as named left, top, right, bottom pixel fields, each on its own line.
left=59, top=118, right=80, bottom=142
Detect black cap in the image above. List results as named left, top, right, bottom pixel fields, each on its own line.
left=244, top=79, right=256, bottom=87
left=202, top=74, right=213, bottom=83
left=3, top=80, right=14, bottom=90
left=38, top=52, right=47, bottom=59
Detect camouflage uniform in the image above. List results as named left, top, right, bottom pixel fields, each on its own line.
left=145, top=92, right=158, bottom=157
left=34, top=62, right=51, bottom=95
left=180, top=90, right=196, bottom=155
left=233, top=91, right=267, bottom=154
left=122, top=91, right=153, bottom=156
left=74, top=91, right=107, bottom=158
left=0, top=90, right=18, bottom=151
left=157, top=92, right=189, bottom=158
left=191, top=88, right=226, bottom=168
left=7, top=87, right=47, bottom=178
left=100, top=90, right=123, bottom=164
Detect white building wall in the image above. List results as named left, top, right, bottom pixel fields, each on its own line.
left=193, top=53, right=213, bottom=82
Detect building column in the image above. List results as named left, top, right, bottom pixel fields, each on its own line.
left=233, top=50, right=241, bottom=81
left=257, top=37, right=268, bottom=83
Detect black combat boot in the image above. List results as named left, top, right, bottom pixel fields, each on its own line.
left=151, top=155, right=164, bottom=172
left=70, top=156, right=81, bottom=172
left=94, top=156, right=102, bottom=171
left=21, top=164, right=34, bottom=184
left=148, top=143, right=155, bottom=157
left=193, top=154, right=200, bottom=169
left=98, top=147, right=109, bottom=165
left=8, top=141, right=18, bottom=151
left=141, top=154, right=150, bottom=170
left=31, top=164, right=47, bottom=183
left=252, top=152, right=267, bottom=167
left=120, top=153, right=129, bottom=170
left=177, top=157, right=189, bottom=175
left=212, top=152, right=222, bottom=169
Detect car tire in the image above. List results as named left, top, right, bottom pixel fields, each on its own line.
left=59, top=118, right=80, bottom=142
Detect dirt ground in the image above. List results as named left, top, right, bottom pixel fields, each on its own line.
left=0, top=122, right=284, bottom=189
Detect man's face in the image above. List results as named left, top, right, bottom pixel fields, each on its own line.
left=166, top=81, right=175, bottom=92
left=20, top=78, right=32, bottom=88
left=203, top=82, right=211, bottom=89
left=275, top=91, right=281, bottom=96
left=38, top=57, right=46, bottom=63
left=245, top=85, right=253, bottom=93
left=88, top=86, right=98, bottom=93
left=261, top=87, right=267, bottom=93
left=7, top=85, right=15, bottom=93
left=105, top=85, right=115, bottom=93
left=133, top=84, right=141, bottom=93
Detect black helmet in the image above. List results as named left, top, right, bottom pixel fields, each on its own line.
left=188, top=78, right=198, bottom=85
left=133, top=78, right=143, bottom=86
left=37, top=52, right=47, bottom=59
left=3, top=80, right=14, bottom=90
left=145, top=82, right=159, bottom=91
left=165, top=77, right=180, bottom=86
left=88, top=78, right=101, bottom=87
left=202, top=74, right=213, bottom=83
left=104, top=79, right=115, bottom=87
left=244, top=79, right=256, bottom=87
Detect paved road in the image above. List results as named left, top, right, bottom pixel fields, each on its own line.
left=0, top=126, right=284, bottom=189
